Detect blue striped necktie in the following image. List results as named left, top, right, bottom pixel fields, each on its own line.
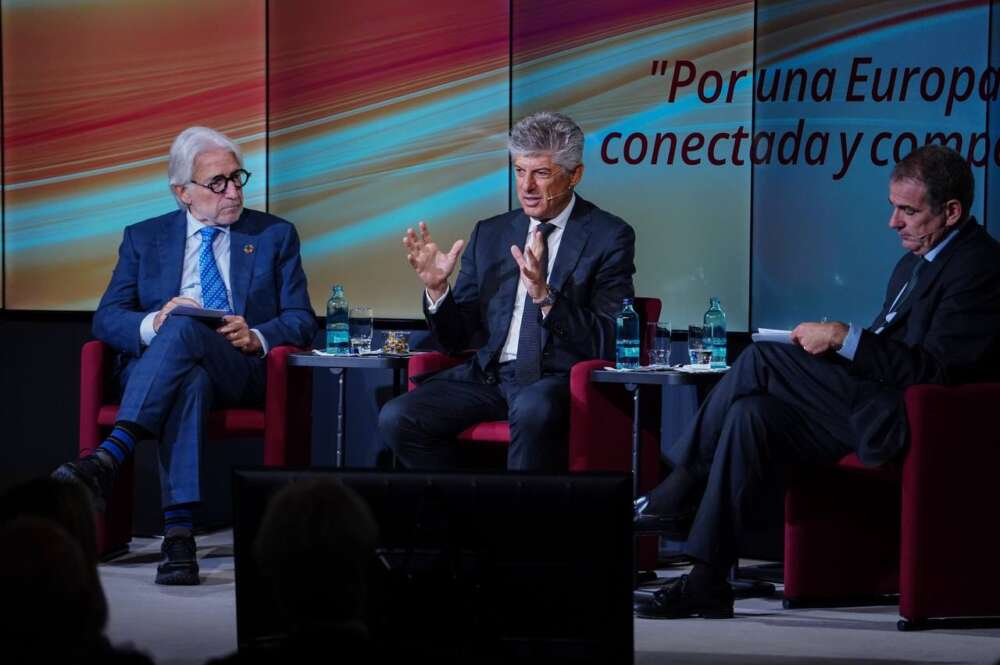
left=199, top=227, right=231, bottom=312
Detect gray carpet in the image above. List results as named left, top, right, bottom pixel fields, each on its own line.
left=99, top=530, right=1000, bottom=665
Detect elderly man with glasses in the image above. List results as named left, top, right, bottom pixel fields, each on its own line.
left=54, top=127, right=316, bottom=586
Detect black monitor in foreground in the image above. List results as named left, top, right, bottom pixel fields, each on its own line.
left=232, top=469, right=633, bottom=664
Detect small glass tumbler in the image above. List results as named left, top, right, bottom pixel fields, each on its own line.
left=349, top=306, right=374, bottom=354
left=688, top=324, right=711, bottom=366
left=648, top=322, right=672, bottom=367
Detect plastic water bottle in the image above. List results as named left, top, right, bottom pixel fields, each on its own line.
left=616, top=298, right=640, bottom=369
left=325, top=284, right=350, bottom=354
left=704, top=296, right=727, bottom=368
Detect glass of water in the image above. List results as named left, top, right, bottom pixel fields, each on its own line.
left=688, top=324, right=711, bottom=366
left=647, top=322, right=672, bottom=367
left=349, top=306, right=374, bottom=354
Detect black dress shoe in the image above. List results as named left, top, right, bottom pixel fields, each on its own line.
left=155, top=535, right=200, bottom=586
left=52, top=451, right=117, bottom=512
left=633, top=495, right=694, bottom=537
left=634, top=574, right=734, bottom=619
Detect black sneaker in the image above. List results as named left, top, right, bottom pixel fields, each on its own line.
left=155, top=535, right=200, bottom=586
left=52, top=450, right=117, bottom=512
left=634, top=574, right=734, bottom=619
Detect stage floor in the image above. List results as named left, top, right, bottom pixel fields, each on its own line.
left=99, top=530, right=1000, bottom=665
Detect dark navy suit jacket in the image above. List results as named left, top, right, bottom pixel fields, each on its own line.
left=93, top=208, right=316, bottom=361
left=425, top=196, right=635, bottom=382
left=847, top=219, right=1000, bottom=463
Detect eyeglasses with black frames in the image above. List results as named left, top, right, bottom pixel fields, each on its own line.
left=191, top=169, right=252, bottom=194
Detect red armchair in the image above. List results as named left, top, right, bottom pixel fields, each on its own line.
left=79, top=340, right=312, bottom=558
left=406, top=298, right=663, bottom=565
left=783, top=382, right=1000, bottom=629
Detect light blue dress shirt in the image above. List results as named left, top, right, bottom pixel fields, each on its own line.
left=139, top=211, right=268, bottom=354
left=838, top=225, right=960, bottom=360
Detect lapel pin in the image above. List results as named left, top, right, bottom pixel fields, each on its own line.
left=243, top=244, right=254, bottom=254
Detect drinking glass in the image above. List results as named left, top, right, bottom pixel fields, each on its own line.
left=688, top=324, right=711, bottom=366
left=647, top=322, right=672, bottom=367
left=349, top=306, right=374, bottom=354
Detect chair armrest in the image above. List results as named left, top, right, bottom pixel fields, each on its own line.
left=263, top=345, right=313, bottom=466
left=902, top=383, right=1000, bottom=513
left=900, top=382, right=1000, bottom=616
left=80, top=340, right=111, bottom=449
left=568, top=359, right=634, bottom=472
left=407, top=351, right=472, bottom=391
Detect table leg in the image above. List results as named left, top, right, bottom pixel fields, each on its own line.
left=392, top=367, right=403, bottom=397
left=626, top=382, right=641, bottom=499
left=331, top=367, right=346, bottom=468
left=625, top=382, right=643, bottom=590
left=390, top=367, right=408, bottom=470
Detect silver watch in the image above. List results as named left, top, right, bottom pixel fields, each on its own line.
left=533, top=288, right=557, bottom=307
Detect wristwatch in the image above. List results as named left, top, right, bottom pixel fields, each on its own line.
left=532, top=287, right=557, bottom=307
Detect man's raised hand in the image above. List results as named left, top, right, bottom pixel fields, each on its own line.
left=510, top=227, right=548, bottom=302
left=403, top=221, right=464, bottom=301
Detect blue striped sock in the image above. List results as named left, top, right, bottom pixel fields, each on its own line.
left=97, top=425, right=138, bottom=464
left=164, top=506, right=194, bottom=536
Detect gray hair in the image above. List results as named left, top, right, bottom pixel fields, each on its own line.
left=508, top=111, right=584, bottom=172
left=167, top=127, right=243, bottom=207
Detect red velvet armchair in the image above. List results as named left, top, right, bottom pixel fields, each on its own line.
left=783, top=382, right=1000, bottom=629
left=406, top=297, right=663, bottom=566
left=79, top=340, right=312, bottom=558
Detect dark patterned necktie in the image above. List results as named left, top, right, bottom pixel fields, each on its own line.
left=515, top=222, right=557, bottom=385
left=199, top=227, right=231, bottom=312
left=873, top=257, right=926, bottom=332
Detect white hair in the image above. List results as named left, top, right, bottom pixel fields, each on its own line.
left=508, top=111, right=584, bottom=172
left=167, top=127, right=243, bottom=208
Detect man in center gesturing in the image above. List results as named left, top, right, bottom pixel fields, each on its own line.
left=379, top=111, right=636, bottom=471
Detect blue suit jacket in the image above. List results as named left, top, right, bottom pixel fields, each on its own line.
left=93, top=208, right=316, bottom=360
left=425, top=196, right=635, bottom=380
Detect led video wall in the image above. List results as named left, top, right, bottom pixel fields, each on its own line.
left=267, top=0, right=511, bottom=318
left=752, top=0, right=994, bottom=329
left=2, top=0, right=998, bottom=333
left=511, top=0, right=753, bottom=330
left=2, top=0, right=267, bottom=310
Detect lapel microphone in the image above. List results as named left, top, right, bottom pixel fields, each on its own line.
left=544, top=186, right=574, bottom=202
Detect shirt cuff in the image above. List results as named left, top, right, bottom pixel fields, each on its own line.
left=251, top=328, right=269, bottom=357
left=836, top=323, right=860, bottom=361
left=424, top=285, right=450, bottom=313
left=140, top=311, right=158, bottom=346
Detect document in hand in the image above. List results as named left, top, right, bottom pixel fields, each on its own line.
left=171, top=305, right=227, bottom=326
left=751, top=328, right=793, bottom=344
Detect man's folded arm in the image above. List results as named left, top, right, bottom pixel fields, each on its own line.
left=92, top=227, right=155, bottom=358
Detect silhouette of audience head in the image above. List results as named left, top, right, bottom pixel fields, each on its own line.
left=0, top=476, right=100, bottom=566
left=0, top=516, right=107, bottom=660
left=254, top=478, right=378, bottom=633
